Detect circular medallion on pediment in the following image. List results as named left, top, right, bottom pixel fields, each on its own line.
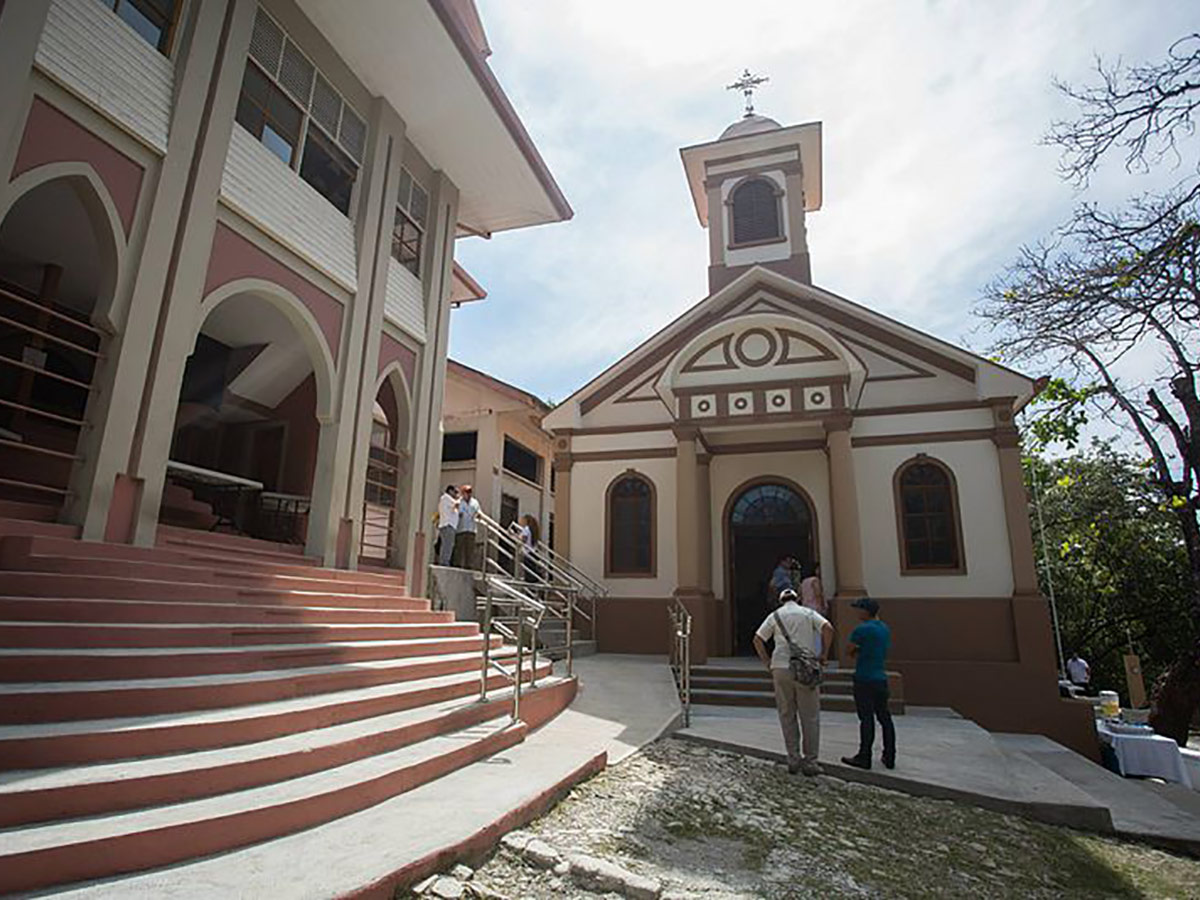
left=733, top=328, right=777, bottom=368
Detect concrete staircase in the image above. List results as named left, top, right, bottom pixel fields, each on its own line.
left=0, top=507, right=571, bottom=895
left=690, top=661, right=905, bottom=714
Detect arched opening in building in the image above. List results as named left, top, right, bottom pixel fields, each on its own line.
left=0, top=175, right=117, bottom=515
left=163, top=288, right=331, bottom=544
left=360, top=368, right=410, bottom=567
left=726, top=479, right=816, bottom=654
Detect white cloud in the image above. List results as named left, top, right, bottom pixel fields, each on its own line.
left=452, top=0, right=1197, bottom=403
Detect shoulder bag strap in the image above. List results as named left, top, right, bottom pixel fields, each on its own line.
left=772, top=610, right=802, bottom=656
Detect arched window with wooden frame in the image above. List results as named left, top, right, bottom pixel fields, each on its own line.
left=729, top=177, right=783, bottom=246
left=605, top=471, right=656, bottom=577
left=894, top=456, right=965, bottom=574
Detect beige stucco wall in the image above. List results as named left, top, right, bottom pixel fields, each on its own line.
left=569, top=456, right=677, bottom=598
left=853, top=440, right=1014, bottom=598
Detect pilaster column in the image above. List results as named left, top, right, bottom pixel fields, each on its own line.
left=0, top=2, right=50, bottom=173
left=697, top=451, right=712, bottom=596
left=341, top=100, right=407, bottom=569
left=825, top=415, right=865, bottom=597
left=993, top=409, right=1039, bottom=598
left=552, top=450, right=572, bottom=557
left=403, top=171, right=460, bottom=596
left=673, top=426, right=700, bottom=594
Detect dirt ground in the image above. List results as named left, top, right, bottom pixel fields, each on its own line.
left=414, top=738, right=1200, bottom=899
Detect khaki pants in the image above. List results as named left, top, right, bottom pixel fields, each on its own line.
left=772, top=668, right=821, bottom=766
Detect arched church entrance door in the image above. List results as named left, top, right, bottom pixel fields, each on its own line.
left=727, top=481, right=816, bottom=654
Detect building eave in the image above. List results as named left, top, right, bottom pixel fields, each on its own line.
left=295, top=0, right=572, bottom=236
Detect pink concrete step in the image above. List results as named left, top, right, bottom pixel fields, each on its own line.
left=3, top=533, right=406, bottom=588
left=0, top=499, right=59, bottom=522
left=0, top=660, right=550, bottom=770
left=0, top=572, right=429, bottom=610
left=0, top=620, right=478, bottom=649
left=0, top=515, right=78, bottom=540
left=0, top=634, right=498, bottom=682
left=0, top=717, right=528, bottom=895
left=0, top=650, right=500, bottom=724
left=0, top=596, right=451, bottom=626
left=7, top=552, right=414, bottom=598
left=0, top=689, right=521, bottom=828
left=156, top=524, right=310, bottom=560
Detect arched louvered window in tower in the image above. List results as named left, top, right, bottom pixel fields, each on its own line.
left=606, top=473, right=656, bottom=576
left=730, top=178, right=783, bottom=245
left=894, top=458, right=965, bottom=573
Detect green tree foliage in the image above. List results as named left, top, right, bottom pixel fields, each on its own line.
left=1026, top=443, right=1196, bottom=703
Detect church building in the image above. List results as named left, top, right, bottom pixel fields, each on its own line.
left=543, top=102, right=1094, bottom=752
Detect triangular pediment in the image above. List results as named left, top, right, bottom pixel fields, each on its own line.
left=543, top=266, right=1033, bottom=431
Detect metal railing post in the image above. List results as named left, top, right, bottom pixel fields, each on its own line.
left=480, top=579, right=492, bottom=702
left=513, top=603, right=523, bottom=725
left=566, top=589, right=575, bottom=678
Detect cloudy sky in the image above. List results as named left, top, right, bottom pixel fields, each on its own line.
left=450, top=0, right=1196, bottom=405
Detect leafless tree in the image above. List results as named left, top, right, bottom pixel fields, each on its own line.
left=981, top=37, right=1200, bottom=743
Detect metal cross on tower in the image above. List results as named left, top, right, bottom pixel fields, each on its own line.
left=727, top=68, right=769, bottom=118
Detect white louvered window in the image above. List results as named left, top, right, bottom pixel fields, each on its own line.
left=237, top=8, right=366, bottom=214
left=392, top=167, right=429, bottom=277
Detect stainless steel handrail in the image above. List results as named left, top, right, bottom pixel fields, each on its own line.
left=668, top=597, right=693, bottom=728
left=476, top=511, right=602, bottom=647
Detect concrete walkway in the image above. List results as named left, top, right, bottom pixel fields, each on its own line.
left=42, top=655, right=681, bottom=899
left=678, top=704, right=1200, bottom=852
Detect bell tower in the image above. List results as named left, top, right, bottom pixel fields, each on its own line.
left=680, top=71, right=823, bottom=293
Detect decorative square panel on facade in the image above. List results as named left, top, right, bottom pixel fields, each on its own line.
left=765, top=388, right=791, bottom=414
left=803, top=385, right=832, bottom=411
left=728, top=391, right=755, bottom=416
left=690, top=394, right=717, bottom=418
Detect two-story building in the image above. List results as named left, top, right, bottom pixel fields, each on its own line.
left=439, top=358, right=555, bottom=545
left=0, top=0, right=570, bottom=592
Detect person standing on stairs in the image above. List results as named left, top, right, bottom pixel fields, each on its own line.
left=436, top=485, right=459, bottom=566
left=453, top=484, right=481, bottom=569
left=841, top=597, right=897, bottom=771
left=753, top=588, right=833, bottom=777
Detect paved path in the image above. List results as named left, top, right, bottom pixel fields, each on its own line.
left=679, top=704, right=1200, bottom=851
left=45, top=655, right=681, bottom=899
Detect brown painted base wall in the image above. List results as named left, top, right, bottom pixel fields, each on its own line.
left=597, top=592, right=1099, bottom=760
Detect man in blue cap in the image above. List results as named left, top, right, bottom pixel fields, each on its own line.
left=841, top=597, right=896, bottom=770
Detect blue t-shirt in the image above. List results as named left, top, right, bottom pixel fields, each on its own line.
left=850, top=619, right=890, bottom=682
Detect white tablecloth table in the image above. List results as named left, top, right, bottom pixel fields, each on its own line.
left=1096, top=722, right=1193, bottom=788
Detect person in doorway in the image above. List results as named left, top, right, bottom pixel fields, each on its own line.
left=841, top=597, right=896, bottom=771
left=452, top=484, right=481, bottom=569
left=770, top=555, right=797, bottom=604
left=1067, top=651, right=1091, bottom=694
left=509, top=514, right=537, bottom=579
left=436, top=485, right=459, bottom=566
left=753, top=588, right=834, bottom=777
left=798, top=561, right=826, bottom=617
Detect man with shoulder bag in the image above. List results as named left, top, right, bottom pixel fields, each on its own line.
left=753, top=588, right=834, bottom=776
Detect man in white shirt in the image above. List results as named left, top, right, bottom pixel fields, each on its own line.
left=436, top=485, right=459, bottom=566
left=753, top=588, right=834, bottom=776
left=452, top=484, right=482, bottom=569
left=1067, top=651, right=1091, bottom=692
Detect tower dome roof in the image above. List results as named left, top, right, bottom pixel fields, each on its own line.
left=719, top=114, right=782, bottom=140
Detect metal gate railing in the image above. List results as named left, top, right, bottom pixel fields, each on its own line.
left=360, top=443, right=403, bottom=563
left=669, top=597, right=693, bottom=728
left=0, top=275, right=104, bottom=505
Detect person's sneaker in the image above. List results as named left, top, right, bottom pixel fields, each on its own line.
left=787, top=760, right=802, bottom=775
left=882, top=756, right=896, bottom=770
left=800, top=759, right=822, bottom=777
left=841, top=755, right=871, bottom=770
